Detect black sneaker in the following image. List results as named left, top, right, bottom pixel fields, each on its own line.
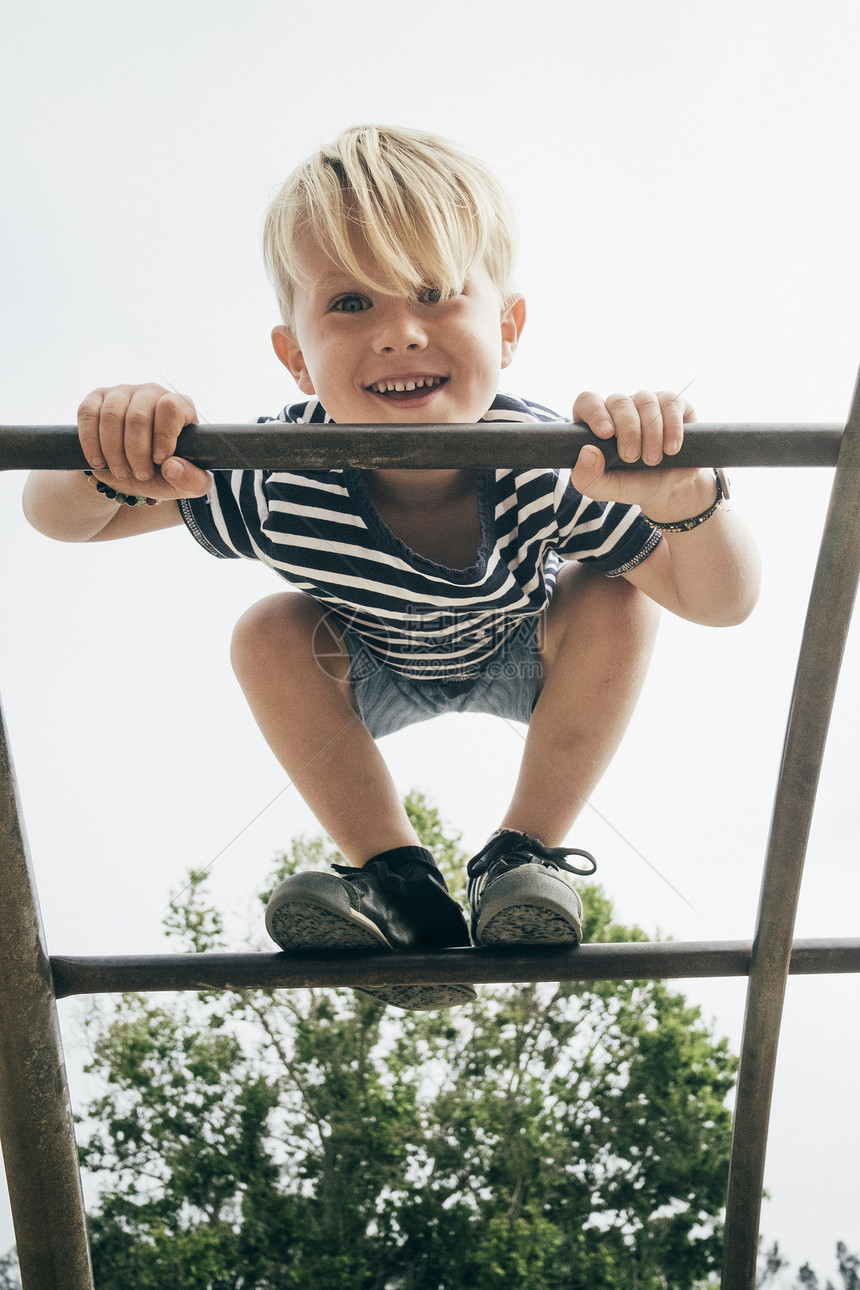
left=265, top=846, right=476, bottom=1011
left=467, top=829, right=597, bottom=947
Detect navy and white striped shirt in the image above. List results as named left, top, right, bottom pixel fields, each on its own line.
left=180, top=394, right=660, bottom=681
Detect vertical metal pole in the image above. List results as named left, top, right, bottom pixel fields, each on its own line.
left=0, top=696, right=94, bottom=1289
left=721, top=368, right=860, bottom=1288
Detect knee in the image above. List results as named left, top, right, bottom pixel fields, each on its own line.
left=230, top=593, right=350, bottom=690
left=230, top=593, right=313, bottom=680
left=590, top=577, right=660, bottom=664
left=542, top=566, right=659, bottom=665
left=555, top=563, right=657, bottom=624
left=597, top=573, right=660, bottom=641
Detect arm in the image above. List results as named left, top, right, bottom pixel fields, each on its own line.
left=22, top=384, right=213, bottom=542
left=569, top=390, right=761, bottom=626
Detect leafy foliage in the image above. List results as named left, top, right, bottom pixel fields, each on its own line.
left=757, top=1242, right=860, bottom=1290
left=0, top=1252, right=21, bottom=1290
left=73, top=793, right=741, bottom=1289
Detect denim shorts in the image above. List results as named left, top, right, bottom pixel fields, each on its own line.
left=338, top=616, right=542, bottom=739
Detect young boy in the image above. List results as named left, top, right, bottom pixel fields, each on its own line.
left=23, top=125, right=760, bottom=1011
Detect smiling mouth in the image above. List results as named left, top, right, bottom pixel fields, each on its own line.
left=366, top=375, right=447, bottom=401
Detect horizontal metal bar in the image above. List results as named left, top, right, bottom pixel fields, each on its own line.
left=0, top=700, right=94, bottom=1289
left=48, top=938, right=860, bottom=998
left=0, top=422, right=844, bottom=471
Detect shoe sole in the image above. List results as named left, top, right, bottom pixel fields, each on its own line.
left=474, top=868, right=583, bottom=946
left=267, top=873, right=476, bottom=1012
left=360, top=982, right=477, bottom=1011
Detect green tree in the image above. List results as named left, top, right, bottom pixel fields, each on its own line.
left=756, top=1241, right=860, bottom=1290
left=838, top=1243, right=860, bottom=1290
left=74, top=794, right=739, bottom=1289
left=0, top=1252, right=21, bottom=1290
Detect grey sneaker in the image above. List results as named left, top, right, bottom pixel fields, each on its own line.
left=266, top=846, right=476, bottom=1011
left=466, top=829, right=596, bottom=947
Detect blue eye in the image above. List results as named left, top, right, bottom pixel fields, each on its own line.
left=418, top=287, right=441, bottom=304
left=332, top=294, right=370, bottom=313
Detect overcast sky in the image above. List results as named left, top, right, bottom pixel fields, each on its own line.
left=2, top=0, right=859, bottom=1279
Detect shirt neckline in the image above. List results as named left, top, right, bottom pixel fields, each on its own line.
left=344, top=468, right=494, bottom=580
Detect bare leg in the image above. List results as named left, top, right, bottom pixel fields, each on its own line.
left=231, top=592, right=420, bottom=864
left=500, top=564, right=659, bottom=845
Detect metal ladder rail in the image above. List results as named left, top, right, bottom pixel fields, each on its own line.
left=0, top=703, right=94, bottom=1288
left=0, top=414, right=857, bottom=1289
left=721, top=369, right=860, bottom=1286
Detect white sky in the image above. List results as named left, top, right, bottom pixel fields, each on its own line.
left=1, top=0, right=859, bottom=1280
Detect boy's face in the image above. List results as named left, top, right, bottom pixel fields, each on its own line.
left=272, top=234, right=525, bottom=425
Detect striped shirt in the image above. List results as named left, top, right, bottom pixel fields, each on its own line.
left=180, top=394, right=660, bottom=681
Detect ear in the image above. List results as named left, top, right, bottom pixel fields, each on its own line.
left=272, top=326, right=316, bottom=395
left=500, top=295, right=526, bottom=370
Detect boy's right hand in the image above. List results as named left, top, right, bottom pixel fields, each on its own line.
left=78, top=383, right=213, bottom=499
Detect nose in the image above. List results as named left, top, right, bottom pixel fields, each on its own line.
left=371, top=298, right=429, bottom=354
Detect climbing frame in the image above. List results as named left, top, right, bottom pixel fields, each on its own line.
left=2, top=398, right=859, bottom=1290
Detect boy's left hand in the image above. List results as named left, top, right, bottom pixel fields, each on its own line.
left=570, top=390, right=698, bottom=513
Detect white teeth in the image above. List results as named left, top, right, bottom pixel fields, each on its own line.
left=369, top=376, right=443, bottom=394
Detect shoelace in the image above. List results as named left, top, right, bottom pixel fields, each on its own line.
left=331, top=854, right=469, bottom=945
left=467, top=832, right=597, bottom=880
left=332, top=849, right=445, bottom=888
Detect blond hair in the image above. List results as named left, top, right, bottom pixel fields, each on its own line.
left=263, top=124, right=518, bottom=325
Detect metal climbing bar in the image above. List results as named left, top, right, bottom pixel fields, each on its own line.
left=47, top=938, right=860, bottom=997
left=0, top=421, right=846, bottom=471
left=0, top=701, right=95, bottom=1290
left=720, top=367, right=860, bottom=1288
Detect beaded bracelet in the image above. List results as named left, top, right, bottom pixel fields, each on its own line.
left=84, top=470, right=160, bottom=508
left=641, top=468, right=729, bottom=533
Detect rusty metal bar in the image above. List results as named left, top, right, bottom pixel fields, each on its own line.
left=0, top=421, right=844, bottom=471
left=721, top=367, right=860, bottom=1289
left=0, top=699, right=94, bottom=1289
left=47, top=938, right=860, bottom=998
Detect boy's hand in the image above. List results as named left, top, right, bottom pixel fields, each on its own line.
left=78, top=383, right=212, bottom=500
left=570, top=390, right=699, bottom=514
